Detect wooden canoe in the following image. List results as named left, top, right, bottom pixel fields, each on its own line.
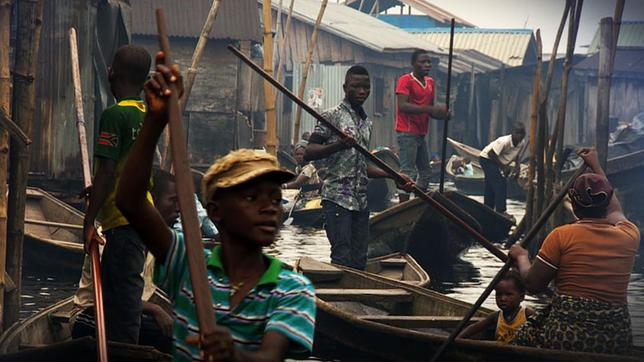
left=368, top=195, right=482, bottom=271
left=365, top=253, right=430, bottom=287
left=0, top=295, right=170, bottom=361
left=24, top=187, right=84, bottom=275
left=442, top=190, right=514, bottom=242
left=446, top=153, right=526, bottom=200
left=295, top=257, right=644, bottom=362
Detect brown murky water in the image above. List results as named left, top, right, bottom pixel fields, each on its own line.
left=20, top=193, right=643, bottom=347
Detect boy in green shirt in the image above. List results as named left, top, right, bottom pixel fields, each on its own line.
left=82, top=44, right=152, bottom=343
left=116, top=52, right=316, bottom=361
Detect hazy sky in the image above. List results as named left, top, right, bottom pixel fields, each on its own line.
left=406, top=0, right=644, bottom=54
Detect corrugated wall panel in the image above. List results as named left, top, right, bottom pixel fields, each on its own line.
left=32, top=0, right=97, bottom=178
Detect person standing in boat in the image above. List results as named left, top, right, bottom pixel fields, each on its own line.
left=81, top=45, right=152, bottom=344
left=509, top=148, right=640, bottom=355
left=479, top=123, right=526, bottom=217
left=395, top=49, right=449, bottom=203
left=116, top=54, right=316, bottom=361
left=305, top=65, right=414, bottom=270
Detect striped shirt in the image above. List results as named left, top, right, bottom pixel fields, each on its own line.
left=155, top=230, right=316, bottom=361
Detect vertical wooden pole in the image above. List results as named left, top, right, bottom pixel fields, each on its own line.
left=524, top=29, right=542, bottom=230
left=438, top=18, right=455, bottom=193
left=0, top=0, right=12, bottom=333
left=4, top=0, right=44, bottom=330
left=263, top=0, right=278, bottom=155
left=69, top=27, right=108, bottom=362
left=292, top=0, right=328, bottom=145
left=596, top=17, right=613, bottom=169
left=274, top=0, right=294, bottom=83
left=532, top=32, right=545, bottom=227
left=467, top=64, right=476, bottom=145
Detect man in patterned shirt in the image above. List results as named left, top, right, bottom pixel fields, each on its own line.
left=306, top=65, right=413, bottom=270
left=116, top=53, right=316, bottom=361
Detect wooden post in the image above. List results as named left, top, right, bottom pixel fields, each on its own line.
left=69, top=27, right=108, bottom=362
left=533, top=31, right=546, bottom=226
left=155, top=7, right=218, bottom=338
left=467, top=64, right=476, bottom=145
left=4, top=0, right=44, bottom=330
left=161, top=0, right=222, bottom=170
left=611, top=0, right=625, bottom=64
left=273, top=0, right=283, bottom=64
left=0, top=0, right=12, bottom=333
left=275, top=0, right=295, bottom=83
left=292, top=0, right=328, bottom=145
left=263, top=0, right=278, bottom=155
left=596, top=17, right=613, bottom=169
left=524, top=29, right=542, bottom=230
left=438, top=18, right=455, bottom=193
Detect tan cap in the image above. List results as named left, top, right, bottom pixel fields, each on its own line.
left=202, top=149, right=295, bottom=202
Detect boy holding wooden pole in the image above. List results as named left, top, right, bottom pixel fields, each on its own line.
left=116, top=53, right=316, bottom=361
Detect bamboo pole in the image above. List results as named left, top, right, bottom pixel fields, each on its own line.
left=4, top=0, right=44, bottom=330
left=611, top=0, right=625, bottom=65
left=156, top=7, right=218, bottom=338
left=438, top=18, right=455, bottom=193
left=0, top=0, right=12, bottom=333
left=273, top=0, right=283, bottom=65
left=0, top=108, right=31, bottom=145
left=274, top=0, right=295, bottom=83
left=263, top=0, right=278, bottom=155
left=69, top=27, right=108, bottom=362
left=229, top=44, right=510, bottom=263
left=160, top=0, right=222, bottom=170
left=595, top=17, right=613, bottom=169
left=429, top=164, right=587, bottom=362
left=545, top=0, right=582, bottom=189
left=524, top=29, right=542, bottom=231
left=532, top=33, right=545, bottom=226
left=292, top=0, right=328, bottom=145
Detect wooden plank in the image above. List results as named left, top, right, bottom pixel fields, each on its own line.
left=359, top=315, right=484, bottom=329
left=316, top=288, right=413, bottom=303
left=24, top=218, right=83, bottom=230
left=380, top=258, right=407, bottom=267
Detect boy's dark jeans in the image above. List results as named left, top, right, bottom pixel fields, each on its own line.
left=101, top=224, right=146, bottom=344
left=322, top=200, right=369, bottom=270
left=479, top=156, right=507, bottom=213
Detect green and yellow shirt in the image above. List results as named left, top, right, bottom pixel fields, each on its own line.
left=155, top=230, right=316, bottom=361
left=94, top=97, right=152, bottom=231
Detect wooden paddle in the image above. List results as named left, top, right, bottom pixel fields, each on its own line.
left=228, top=45, right=508, bottom=263
left=69, top=27, right=108, bottom=362
left=438, top=18, right=455, bottom=193
left=428, top=164, right=588, bottom=362
left=155, top=8, right=218, bottom=340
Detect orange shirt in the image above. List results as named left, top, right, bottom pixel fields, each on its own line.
left=537, top=220, right=640, bottom=304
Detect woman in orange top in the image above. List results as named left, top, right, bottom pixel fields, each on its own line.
left=509, top=148, right=640, bottom=355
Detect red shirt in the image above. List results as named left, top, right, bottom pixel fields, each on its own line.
left=395, top=73, right=435, bottom=136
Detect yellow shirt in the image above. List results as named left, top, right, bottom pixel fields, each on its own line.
left=495, top=307, right=527, bottom=343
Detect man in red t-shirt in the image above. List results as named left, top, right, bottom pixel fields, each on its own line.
left=395, top=49, right=449, bottom=202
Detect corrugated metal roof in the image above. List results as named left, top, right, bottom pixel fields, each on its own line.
left=588, top=21, right=644, bottom=54
left=271, top=0, right=444, bottom=54
left=130, top=0, right=261, bottom=41
left=344, top=0, right=475, bottom=27
left=414, top=27, right=535, bottom=66
left=575, top=47, right=644, bottom=76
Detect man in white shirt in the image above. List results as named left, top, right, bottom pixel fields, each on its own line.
left=479, top=123, right=526, bottom=215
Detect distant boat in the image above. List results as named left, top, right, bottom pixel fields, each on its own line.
left=446, top=138, right=526, bottom=200
left=24, top=187, right=84, bottom=275
left=296, top=256, right=644, bottom=362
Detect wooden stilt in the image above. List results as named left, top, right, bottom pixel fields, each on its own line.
left=0, top=0, right=13, bottom=333
left=596, top=17, right=613, bottom=169
left=524, top=29, right=542, bottom=231
left=4, top=0, right=44, bottom=331
left=292, top=0, right=328, bottom=145
left=263, top=0, right=278, bottom=155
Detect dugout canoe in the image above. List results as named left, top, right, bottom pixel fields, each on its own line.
left=365, top=253, right=430, bottom=287
left=446, top=154, right=526, bottom=200
left=0, top=294, right=171, bottom=362
left=368, top=194, right=482, bottom=271
left=295, top=257, right=644, bottom=362
left=23, top=187, right=84, bottom=275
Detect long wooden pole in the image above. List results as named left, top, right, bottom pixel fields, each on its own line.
left=429, top=164, right=588, bottom=362
left=69, top=27, right=108, bottom=362
left=0, top=108, right=31, bottom=145
left=292, top=0, right=328, bottom=145
left=0, top=0, right=12, bottom=333
left=229, top=45, right=509, bottom=262
left=524, top=29, right=542, bottom=231
left=161, top=0, right=222, bottom=170
left=155, top=7, right=217, bottom=338
left=438, top=18, right=455, bottom=193
left=274, top=0, right=295, bottom=84
left=595, top=17, right=612, bottom=169
left=4, top=0, right=43, bottom=330
left=262, top=0, right=278, bottom=155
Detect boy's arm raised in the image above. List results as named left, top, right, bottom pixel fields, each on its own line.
left=116, top=53, right=179, bottom=261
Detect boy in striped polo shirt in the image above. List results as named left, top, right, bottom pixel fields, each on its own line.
left=116, top=52, right=316, bottom=361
